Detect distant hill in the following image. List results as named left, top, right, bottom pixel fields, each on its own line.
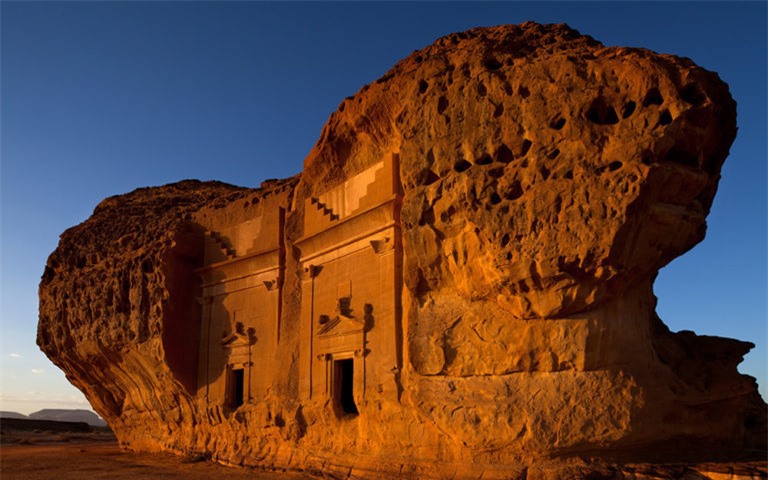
left=0, top=411, right=28, bottom=419
left=28, top=409, right=106, bottom=427
left=1, top=417, right=92, bottom=433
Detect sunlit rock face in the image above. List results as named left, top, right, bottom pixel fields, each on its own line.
left=38, top=22, right=765, bottom=478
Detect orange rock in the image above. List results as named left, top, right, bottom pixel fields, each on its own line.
left=38, top=22, right=766, bottom=478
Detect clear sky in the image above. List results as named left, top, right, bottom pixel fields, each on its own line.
left=1, top=1, right=765, bottom=415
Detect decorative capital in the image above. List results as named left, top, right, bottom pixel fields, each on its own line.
left=370, top=236, right=395, bottom=255
left=299, top=264, right=321, bottom=281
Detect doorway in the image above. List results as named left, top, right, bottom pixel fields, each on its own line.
left=333, top=358, right=358, bottom=416
left=230, top=368, right=244, bottom=408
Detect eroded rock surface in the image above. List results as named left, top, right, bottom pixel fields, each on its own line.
left=39, top=22, right=766, bottom=478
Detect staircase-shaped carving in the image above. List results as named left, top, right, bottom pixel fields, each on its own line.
left=314, top=161, right=387, bottom=222
left=304, top=158, right=396, bottom=236
left=348, top=160, right=387, bottom=214
left=207, top=230, right=236, bottom=260
left=310, top=196, right=339, bottom=221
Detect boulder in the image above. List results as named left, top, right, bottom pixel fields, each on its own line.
left=38, top=22, right=765, bottom=478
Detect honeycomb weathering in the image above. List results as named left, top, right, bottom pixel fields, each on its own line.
left=38, top=22, right=766, bottom=478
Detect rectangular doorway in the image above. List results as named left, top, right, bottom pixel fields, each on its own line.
left=333, top=358, right=358, bottom=416
left=230, top=368, right=244, bottom=408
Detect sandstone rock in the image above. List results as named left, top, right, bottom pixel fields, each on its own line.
left=38, top=22, right=766, bottom=478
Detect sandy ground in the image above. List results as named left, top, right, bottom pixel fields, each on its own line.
left=0, top=438, right=317, bottom=480
left=3, top=432, right=765, bottom=479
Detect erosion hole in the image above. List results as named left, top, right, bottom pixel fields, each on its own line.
left=680, top=84, right=706, bottom=106
left=621, top=101, right=636, bottom=118
left=418, top=207, right=435, bottom=226
left=520, top=139, right=533, bottom=157
left=419, top=169, right=441, bottom=186
left=454, top=159, right=472, bottom=172
left=437, top=96, right=449, bottom=115
left=440, top=205, right=457, bottom=223
left=501, top=233, right=511, bottom=248
left=585, top=97, right=619, bottom=125
left=549, top=117, right=566, bottom=130
left=642, top=87, right=664, bottom=107
left=505, top=181, right=524, bottom=201
left=141, top=259, right=154, bottom=274
left=484, top=57, right=503, bottom=71
left=418, top=80, right=428, bottom=94
left=496, top=144, right=514, bottom=164
left=426, top=148, right=436, bottom=164
left=489, top=192, right=502, bottom=205
left=488, top=167, right=505, bottom=179
left=658, top=109, right=673, bottom=126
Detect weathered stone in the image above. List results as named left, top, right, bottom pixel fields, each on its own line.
left=38, top=22, right=766, bottom=478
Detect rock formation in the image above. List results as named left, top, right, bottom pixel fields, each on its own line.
left=38, top=22, right=766, bottom=478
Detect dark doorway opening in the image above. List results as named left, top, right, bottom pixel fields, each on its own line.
left=334, top=359, right=358, bottom=416
left=230, top=368, right=244, bottom=408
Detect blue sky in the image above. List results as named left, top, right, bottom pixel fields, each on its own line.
left=1, top=2, right=765, bottom=414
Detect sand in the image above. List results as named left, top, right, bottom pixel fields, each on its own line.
left=0, top=440, right=317, bottom=480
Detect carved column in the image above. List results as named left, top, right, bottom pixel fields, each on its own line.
left=299, top=264, right=319, bottom=400
left=370, top=231, right=401, bottom=403
left=196, top=296, right=214, bottom=403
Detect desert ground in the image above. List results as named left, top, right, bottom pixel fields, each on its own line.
left=1, top=430, right=316, bottom=480
left=3, top=427, right=768, bottom=480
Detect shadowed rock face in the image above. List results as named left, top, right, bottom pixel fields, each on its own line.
left=38, top=22, right=765, bottom=478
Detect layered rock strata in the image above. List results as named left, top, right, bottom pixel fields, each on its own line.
left=39, top=22, right=766, bottom=478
